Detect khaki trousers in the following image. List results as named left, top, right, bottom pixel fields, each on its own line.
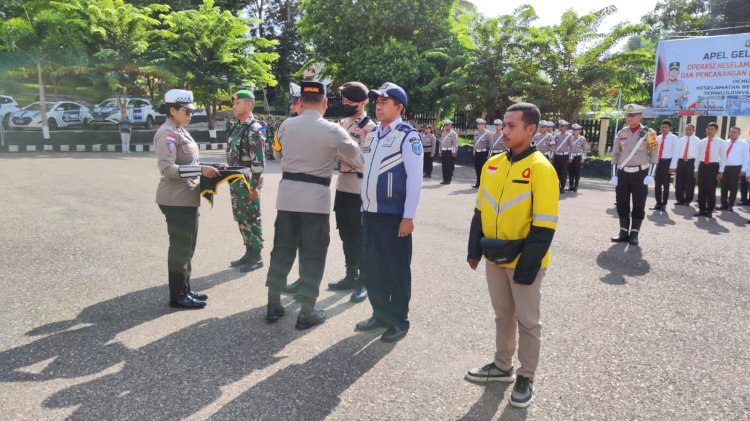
left=486, top=263, right=544, bottom=379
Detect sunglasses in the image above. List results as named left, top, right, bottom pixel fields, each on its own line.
left=181, top=107, right=193, bottom=115
left=626, top=113, right=640, bottom=117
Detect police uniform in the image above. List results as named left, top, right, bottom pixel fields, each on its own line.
left=358, top=82, right=423, bottom=342
left=567, top=124, right=588, bottom=192
left=533, top=121, right=553, bottom=158
left=265, top=81, right=364, bottom=329
left=550, top=120, right=573, bottom=193
left=473, top=118, right=492, bottom=187
left=440, top=120, right=458, bottom=184
left=225, top=90, right=266, bottom=272
left=651, top=130, right=679, bottom=210
left=490, top=120, right=506, bottom=156
left=327, top=81, right=375, bottom=302
left=610, top=104, right=658, bottom=245
left=654, top=62, right=689, bottom=110
left=154, top=89, right=210, bottom=309
left=420, top=127, right=437, bottom=177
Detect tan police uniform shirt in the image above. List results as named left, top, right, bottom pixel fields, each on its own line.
left=420, top=133, right=437, bottom=157
left=551, top=131, right=573, bottom=156
left=473, top=128, right=492, bottom=152
left=440, top=130, right=458, bottom=153
left=534, top=133, right=553, bottom=155
left=612, top=124, right=659, bottom=167
left=275, top=109, right=363, bottom=214
left=570, top=135, right=588, bottom=158
left=336, top=113, right=375, bottom=194
left=490, top=131, right=506, bottom=155
left=155, top=119, right=201, bottom=207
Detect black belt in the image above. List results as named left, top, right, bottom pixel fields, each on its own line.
left=282, top=171, right=331, bottom=186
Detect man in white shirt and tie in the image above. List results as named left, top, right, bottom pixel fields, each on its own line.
left=718, top=126, right=748, bottom=212
left=693, top=122, right=726, bottom=218
left=670, top=123, right=699, bottom=206
left=650, top=119, right=679, bottom=211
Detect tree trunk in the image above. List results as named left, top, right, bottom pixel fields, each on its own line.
left=206, top=101, right=216, bottom=138
left=37, top=61, right=49, bottom=140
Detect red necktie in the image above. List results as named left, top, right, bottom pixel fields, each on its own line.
left=704, top=138, right=711, bottom=164
left=726, top=141, right=734, bottom=158
left=682, top=138, right=689, bottom=160
left=658, top=135, right=666, bottom=159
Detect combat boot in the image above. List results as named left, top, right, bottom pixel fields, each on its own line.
left=611, top=218, right=630, bottom=242
left=239, top=248, right=263, bottom=272
left=327, top=268, right=358, bottom=291
left=629, top=219, right=643, bottom=246
left=230, top=246, right=253, bottom=268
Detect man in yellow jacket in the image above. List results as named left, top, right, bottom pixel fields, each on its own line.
left=464, top=102, right=559, bottom=408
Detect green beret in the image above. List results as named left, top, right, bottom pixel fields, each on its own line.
left=233, top=90, right=255, bottom=100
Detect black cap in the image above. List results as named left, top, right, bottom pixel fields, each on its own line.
left=669, top=61, right=680, bottom=70
left=300, top=81, right=326, bottom=96
left=339, top=81, right=369, bottom=102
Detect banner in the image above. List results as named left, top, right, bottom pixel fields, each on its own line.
left=653, top=33, right=750, bottom=116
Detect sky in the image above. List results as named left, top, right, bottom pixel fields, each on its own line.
left=469, top=0, right=659, bottom=31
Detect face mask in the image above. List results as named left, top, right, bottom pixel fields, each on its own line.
left=290, top=112, right=298, bottom=117
left=341, top=104, right=359, bottom=117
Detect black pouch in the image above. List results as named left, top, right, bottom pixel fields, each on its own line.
left=480, top=237, right=525, bottom=265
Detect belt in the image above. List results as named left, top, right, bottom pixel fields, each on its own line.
left=620, top=163, right=649, bottom=173
left=282, top=171, right=331, bottom=186
left=571, top=153, right=583, bottom=157
left=475, top=148, right=487, bottom=152
left=679, top=158, right=695, bottom=161
left=441, top=148, right=453, bottom=151
left=555, top=153, right=569, bottom=156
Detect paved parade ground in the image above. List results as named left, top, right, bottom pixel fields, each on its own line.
left=1, top=152, right=748, bottom=420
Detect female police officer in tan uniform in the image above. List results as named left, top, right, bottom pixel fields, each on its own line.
left=155, top=89, right=220, bottom=309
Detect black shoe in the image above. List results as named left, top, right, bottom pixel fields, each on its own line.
left=649, top=204, right=662, bottom=210
left=674, top=201, right=684, bottom=206
left=440, top=181, right=448, bottom=184
left=282, top=280, right=300, bottom=295
left=265, top=303, right=285, bottom=323
left=169, top=295, right=206, bottom=309
left=739, top=200, right=749, bottom=205
left=628, top=231, right=639, bottom=246
left=230, top=248, right=253, bottom=268
left=239, top=258, right=264, bottom=273
left=188, top=290, right=208, bottom=301
left=296, top=310, right=326, bottom=330
left=693, top=212, right=705, bottom=217
left=717, top=205, right=728, bottom=210
left=559, top=189, right=565, bottom=194
left=355, top=317, right=387, bottom=331
left=380, top=325, right=408, bottom=343
left=705, top=212, right=714, bottom=218
left=350, top=286, right=368, bottom=303
left=472, top=184, right=479, bottom=188
left=566, top=187, right=575, bottom=191
left=328, top=276, right=356, bottom=291
left=611, top=231, right=629, bottom=242
left=726, top=207, right=734, bottom=212
left=510, top=375, right=535, bottom=408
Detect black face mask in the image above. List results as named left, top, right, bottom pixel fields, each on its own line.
left=290, top=112, right=298, bottom=117
left=341, top=104, right=359, bottom=117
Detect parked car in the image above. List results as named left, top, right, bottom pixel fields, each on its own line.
left=0, top=95, right=21, bottom=129
left=90, top=97, right=157, bottom=129
left=9, top=101, right=91, bottom=130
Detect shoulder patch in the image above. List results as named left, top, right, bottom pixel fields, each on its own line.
left=411, top=141, right=423, bottom=156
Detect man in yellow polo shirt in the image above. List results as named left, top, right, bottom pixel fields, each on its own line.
left=464, top=102, right=559, bottom=408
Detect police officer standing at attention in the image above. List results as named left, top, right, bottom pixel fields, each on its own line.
left=490, top=119, right=506, bottom=156
left=472, top=118, right=492, bottom=188
left=440, top=119, right=458, bottom=184
left=420, top=125, right=437, bottom=178
left=356, top=82, right=423, bottom=343
left=225, top=90, right=266, bottom=272
left=465, top=102, right=558, bottom=408
left=669, top=123, right=699, bottom=205
left=649, top=119, right=679, bottom=211
left=550, top=120, right=573, bottom=193
left=327, top=82, right=374, bottom=303
left=567, top=123, right=587, bottom=192
left=265, top=81, right=363, bottom=329
left=534, top=121, right=553, bottom=159
left=610, top=104, right=658, bottom=246
left=154, top=89, right=219, bottom=309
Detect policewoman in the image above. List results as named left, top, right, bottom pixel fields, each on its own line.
left=154, top=89, right=220, bottom=309
left=465, top=103, right=558, bottom=408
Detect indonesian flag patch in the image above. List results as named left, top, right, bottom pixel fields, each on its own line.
left=487, top=165, right=497, bottom=174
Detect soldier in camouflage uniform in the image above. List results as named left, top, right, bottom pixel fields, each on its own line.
left=226, top=90, right=266, bottom=272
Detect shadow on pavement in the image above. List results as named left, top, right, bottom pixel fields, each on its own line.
left=647, top=209, right=676, bottom=226
left=459, top=382, right=514, bottom=420
left=716, top=210, right=750, bottom=227
left=596, top=243, right=650, bottom=285
left=693, top=215, right=730, bottom=234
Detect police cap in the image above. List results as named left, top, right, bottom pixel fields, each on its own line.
left=164, top=89, right=196, bottom=110
left=339, top=81, right=369, bottom=102
left=300, top=81, right=326, bottom=97
left=669, top=61, right=680, bottom=71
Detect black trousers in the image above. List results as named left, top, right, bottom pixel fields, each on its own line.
left=265, top=210, right=330, bottom=306
left=361, top=212, right=412, bottom=330
left=674, top=158, right=696, bottom=204
left=423, top=151, right=434, bottom=177
left=568, top=155, right=582, bottom=189
left=654, top=158, right=672, bottom=206
left=740, top=176, right=749, bottom=202
left=441, top=150, right=455, bottom=182
left=553, top=154, right=569, bottom=191
left=697, top=162, right=720, bottom=213
left=334, top=190, right=362, bottom=282
left=159, top=205, right=199, bottom=301
left=616, top=169, right=648, bottom=220
left=720, top=165, right=742, bottom=207
left=474, top=151, right=488, bottom=185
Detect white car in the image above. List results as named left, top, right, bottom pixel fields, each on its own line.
left=90, top=97, right=157, bottom=129
left=0, top=95, right=21, bottom=129
left=9, top=101, right=91, bottom=130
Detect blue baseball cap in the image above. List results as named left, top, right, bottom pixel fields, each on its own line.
left=368, top=82, right=408, bottom=107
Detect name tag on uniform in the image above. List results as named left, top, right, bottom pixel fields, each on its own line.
left=383, top=136, right=396, bottom=147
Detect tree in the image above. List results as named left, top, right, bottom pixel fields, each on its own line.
left=529, top=6, right=649, bottom=121
left=158, top=0, right=278, bottom=135
left=0, top=2, right=87, bottom=139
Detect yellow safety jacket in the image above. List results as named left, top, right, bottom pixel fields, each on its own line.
left=470, top=146, right=559, bottom=282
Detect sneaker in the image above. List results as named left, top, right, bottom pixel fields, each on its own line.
left=510, top=375, right=534, bottom=408
left=464, top=362, right=515, bottom=383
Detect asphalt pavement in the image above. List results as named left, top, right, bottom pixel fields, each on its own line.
left=0, top=152, right=748, bottom=420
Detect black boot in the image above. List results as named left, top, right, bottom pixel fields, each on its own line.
left=611, top=218, right=630, bottom=242
left=629, top=219, right=642, bottom=246
left=239, top=248, right=263, bottom=272
left=328, top=269, right=358, bottom=291
left=230, top=246, right=253, bottom=268
left=281, top=279, right=300, bottom=295
left=296, top=301, right=326, bottom=330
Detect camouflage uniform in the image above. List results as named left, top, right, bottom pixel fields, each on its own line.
left=227, top=117, right=265, bottom=251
